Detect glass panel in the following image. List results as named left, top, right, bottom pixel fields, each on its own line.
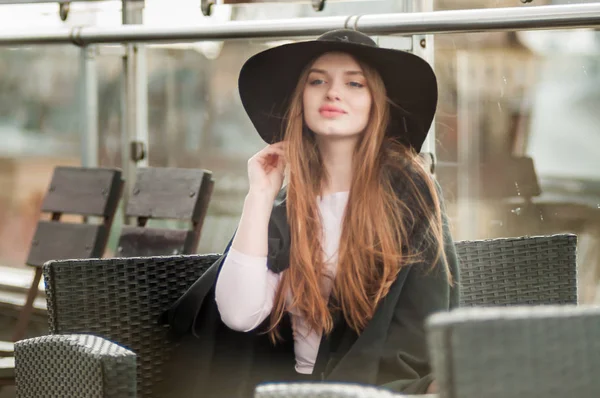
left=1, top=0, right=599, bottom=304
left=0, top=1, right=123, bottom=268
left=141, top=40, right=284, bottom=254
left=0, top=45, right=81, bottom=268
left=430, top=18, right=600, bottom=302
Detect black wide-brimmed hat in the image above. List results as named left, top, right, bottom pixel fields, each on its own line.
left=238, top=29, right=438, bottom=153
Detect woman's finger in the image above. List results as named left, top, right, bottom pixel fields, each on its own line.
left=263, top=146, right=285, bottom=157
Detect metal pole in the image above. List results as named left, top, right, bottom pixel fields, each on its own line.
left=0, top=3, right=600, bottom=46
left=408, top=0, right=435, bottom=158
left=80, top=45, right=99, bottom=168
left=121, top=0, right=148, bottom=224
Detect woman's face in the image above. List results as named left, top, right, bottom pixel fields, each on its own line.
left=302, top=52, right=372, bottom=140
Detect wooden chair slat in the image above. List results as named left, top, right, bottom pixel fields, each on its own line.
left=41, top=167, right=123, bottom=217
left=0, top=357, right=15, bottom=379
left=116, top=226, right=194, bottom=257
left=0, top=341, right=13, bottom=356
left=26, top=222, right=107, bottom=267
left=125, top=168, right=212, bottom=221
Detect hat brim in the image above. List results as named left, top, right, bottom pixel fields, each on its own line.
left=238, top=39, right=438, bottom=153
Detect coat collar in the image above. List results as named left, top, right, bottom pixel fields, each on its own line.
left=266, top=187, right=291, bottom=273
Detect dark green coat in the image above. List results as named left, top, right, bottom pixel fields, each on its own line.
left=160, top=175, right=460, bottom=397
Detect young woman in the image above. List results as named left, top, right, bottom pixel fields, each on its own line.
left=162, top=29, right=459, bottom=398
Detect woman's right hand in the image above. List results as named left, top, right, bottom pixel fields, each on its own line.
left=247, top=142, right=287, bottom=201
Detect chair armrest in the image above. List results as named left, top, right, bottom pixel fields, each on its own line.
left=427, top=305, right=600, bottom=398
left=255, top=382, right=402, bottom=397
left=15, top=334, right=136, bottom=398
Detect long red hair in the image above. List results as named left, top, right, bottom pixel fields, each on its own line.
left=268, top=54, right=450, bottom=341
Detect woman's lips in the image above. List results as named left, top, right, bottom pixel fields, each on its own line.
left=319, top=105, right=346, bottom=118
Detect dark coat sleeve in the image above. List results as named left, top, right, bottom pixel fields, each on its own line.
left=160, top=188, right=291, bottom=339
left=159, top=236, right=234, bottom=339
left=377, top=180, right=460, bottom=394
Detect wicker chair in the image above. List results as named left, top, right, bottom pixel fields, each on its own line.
left=426, top=305, right=600, bottom=398
left=13, top=234, right=578, bottom=398
left=14, top=334, right=136, bottom=398
left=455, top=234, right=578, bottom=306
left=40, top=254, right=219, bottom=398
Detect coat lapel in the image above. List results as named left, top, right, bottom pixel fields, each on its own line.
left=267, top=186, right=408, bottom=383
left=267, top=188, right=291, bottom=273
left=322, top=266, right=411, bottom=383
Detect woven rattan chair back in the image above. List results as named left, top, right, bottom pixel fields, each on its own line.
left=455, top=234, right=578, bottom=306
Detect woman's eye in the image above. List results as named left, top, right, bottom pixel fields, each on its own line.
left=348, top=81, right=364, bottom=88
left=309, top=79, right=325, bottom=85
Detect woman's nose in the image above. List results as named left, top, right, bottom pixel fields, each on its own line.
left=326, top=82, right=341, bottom=101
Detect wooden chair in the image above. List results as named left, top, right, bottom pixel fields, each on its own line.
left=479, top=156, right=541, bottom=201
left=480, top=156, right=543, bottom=237
left=116, top=167, right=214, bottom=257
left=11, top=166, right=123, bottom=342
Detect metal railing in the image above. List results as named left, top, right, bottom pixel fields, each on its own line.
left=0, top=3, right=599, bottom=46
